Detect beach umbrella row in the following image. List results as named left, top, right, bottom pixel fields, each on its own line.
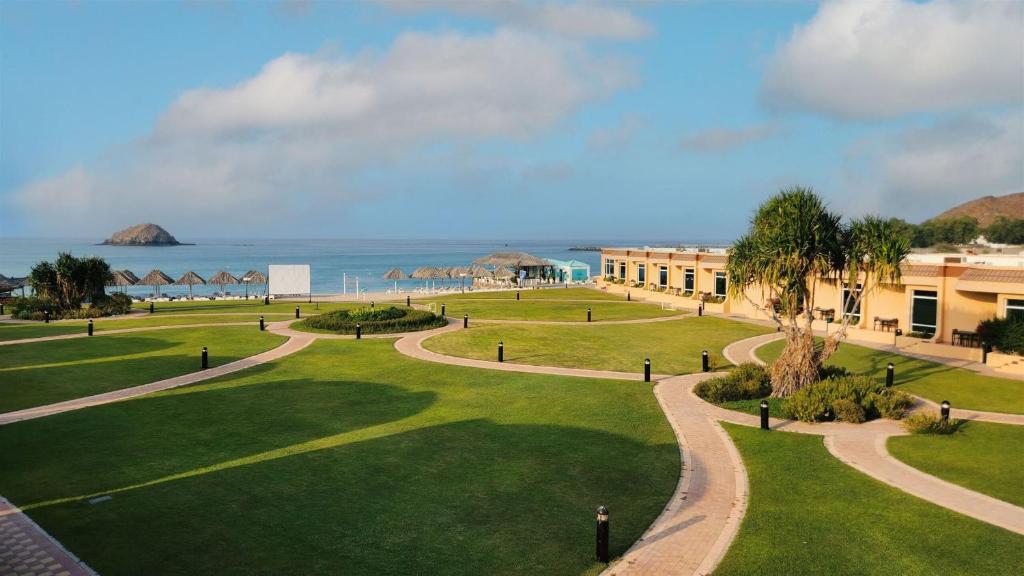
left=97, top=268, right=267, bottom=298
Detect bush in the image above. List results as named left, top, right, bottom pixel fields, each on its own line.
left=782, top=376, right=912, bottom=423
left=297, top=306, right=446, bottom=335
left=90, top=293, right=132, bottom=316
left=9, top=296, right=50, bottom=317
left=978, top=316, right=1024, bottom=355
left=832, top=398, right=866, bottom=423
left=902, top=413, right=964, bottom=435
left=694, top=363, right=771, bottom=404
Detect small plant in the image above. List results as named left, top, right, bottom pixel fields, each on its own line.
left=832, top=398, right=866, bottom=423
left=694, top=362, right=770, bottom=403
left=902, top=413, right=964, bottom=435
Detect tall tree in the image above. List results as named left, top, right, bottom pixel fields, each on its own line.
left=28, top=253, right=112, bottom=311
left=727, top=187, right=910, bottom=396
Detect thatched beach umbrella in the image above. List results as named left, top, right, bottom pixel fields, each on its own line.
left=139, top=269, right=174, bottom=298
left=469, top=266, right=491, bottom=278
left=492, top=265, right=515, bottom=280
left=383, top=267, right=405, bottom=292
left=472, top=252, right=550, bottom=268
left=241, top=270, right=267, bottom=299
left=209, top=271, right=240, bottom=297
left=175, top=271, right=206, bottom=300
left=105, top=270, right=137, bottom=294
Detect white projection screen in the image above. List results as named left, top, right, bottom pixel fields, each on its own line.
left=269, top=264, right=311, bottom=296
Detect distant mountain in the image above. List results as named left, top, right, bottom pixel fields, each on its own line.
left=102, top=223, right=184, bottom=246
left=935, top=192, right=1024, bottom=226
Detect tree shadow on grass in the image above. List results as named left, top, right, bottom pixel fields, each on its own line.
left=0, top=379, right=437, bottom=506
left=25, top=419, right=678, bottom=576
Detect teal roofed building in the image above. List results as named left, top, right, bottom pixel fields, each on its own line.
left=547, top=259, right=592, bottom=283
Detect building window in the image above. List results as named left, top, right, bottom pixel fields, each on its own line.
left=619, top=261, right=626, bottom=279
left=684, top=268, right=695, bottom=292
left=1007, top=299, right=1024, bottom=321
left=604, top=259, right=615, bottom=276
left=714, top=271, right=727, bottom=298
left=659, top=266, right=668, bottom=288
left=637, top=264, right=646, bottom=284
left=843, top=283, right=862, bottom=322
left=911, top=290, right=938, bottom=334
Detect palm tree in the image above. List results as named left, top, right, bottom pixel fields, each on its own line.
left=29, top=253, right=112, bottom=311
left=727, top=187, right=910, bottom=396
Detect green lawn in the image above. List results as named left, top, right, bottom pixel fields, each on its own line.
left=0, top=315, right=291, bottom=341
left=132, top=300, right=363, bottom=315
left=414, top=298, right=683, bottom=322
left=757, top=339, right=1024, bottom=414
left=716, top=423, right=1024, bottom=575
left=889, top=421, right=1024, bottom=507
left=422, top=287, right=624, bottom=301
left=0, top=339, right=678, bottom=575
left=423, top=316, right=770, bottom=374
left=0, top=327, right=286, bottom=412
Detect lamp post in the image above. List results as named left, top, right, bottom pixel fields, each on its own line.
left=940, top=400, right=951, bottom=421
left=595, top=506, right=610, bottom=564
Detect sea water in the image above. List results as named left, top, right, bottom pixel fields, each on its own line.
left=0, top=238, right=704, bottom=297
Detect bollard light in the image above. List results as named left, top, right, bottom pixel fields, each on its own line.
left=441, top=303, right=446, bottom=317
left=464, top=314, right=469, bottom=329
left=88, top=319, right=94, bottom=336
left=940, top=400, right=950, bottom=421
left=627, top=291, right=631, bottom=302
left=587, top=307, right=592, bottom=322
left=201, top=347, right=208, bottom=370
left=356, top=323, right=362, bottom=340
left=498, top=341, right=504, bottom=363
left=885, top=363, right=894, bottom=388
left=264, top=295, right=270, bottom=305
left=702, top=350, right=709, bottom=373
left=371, top=301, right=375, bottom=309
left=149, top=302, right=154, bottom=314
left=760, top=400, right=770, bottom=430
left=407, top=295, right=411, bottom=307
left=295, top=306, right=300, bottom=319
left=259, top=316, right=265, bottom=331
left=516, top=291, right=520, bottom=301
left=698, top=303, right=703, bottom=317
left=44, top=310, right=50, bottom=324
left=595, top=506, right=610, bottom=564
left=644, top=358, right=651, bottom=382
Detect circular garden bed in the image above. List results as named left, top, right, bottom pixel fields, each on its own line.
left=295, top=306, right=446, bottom=335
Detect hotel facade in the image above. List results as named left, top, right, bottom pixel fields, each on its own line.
left=598, top=247, right=1024, bottom=367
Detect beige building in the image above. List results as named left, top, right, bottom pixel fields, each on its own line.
left=599, top=247, right=1024, bottom=352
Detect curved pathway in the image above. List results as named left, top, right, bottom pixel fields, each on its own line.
left=0, top=321, right=254, bottom=347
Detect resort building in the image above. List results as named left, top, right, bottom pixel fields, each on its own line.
left=599, top=247, right=1024, bottom=360
left=547, top=259, right=592, bottom=284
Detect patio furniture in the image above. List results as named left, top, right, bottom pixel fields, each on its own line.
left=952, top=329, right=982, bottom=348
left=813, top=307, right=835, bottom=322
left=873, top=317, right=899, bottom=332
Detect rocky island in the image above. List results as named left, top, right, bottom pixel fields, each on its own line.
left=101, top=223, right=188, bottom=246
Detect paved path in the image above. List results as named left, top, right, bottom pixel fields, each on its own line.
left=0, top=498, right=95, bottom=576
left=0, top=322, right=254, bottom=346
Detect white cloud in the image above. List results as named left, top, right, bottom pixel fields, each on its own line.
left=14, top=29, right=629, bottom=235
left=763, top=0, right=1024, bottom=119
left=379, top=1, right=650, bottom=40
left=680, top=122, right=782, bottom=153
left=838, top=111, right=1024, bottom=220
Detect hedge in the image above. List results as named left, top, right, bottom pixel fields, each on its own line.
left=296, top=306, right=446, bottom=335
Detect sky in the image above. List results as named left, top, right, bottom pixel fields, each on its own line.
left=1, top=0, right=1022, bottom=241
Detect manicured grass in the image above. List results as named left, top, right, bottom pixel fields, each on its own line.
left=425, top=287, right=625, bottom=301
left=0, top=339, right=678, bottom=575
left=0, top=327, right=286, bottom=412
left=414, top=298, right=683, bottom=322
left=757, top=339, right=1024, bottom=414
left=132, top=300, right=362, bottom=315
left=716, top=423, right=1024, bottom=575
left=0, top=315, right=290, bottom=340
left=423, top=316, right=771, bottom=374
left=889, top=421, right=1024, bottom=507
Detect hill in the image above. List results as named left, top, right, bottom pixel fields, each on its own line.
left=935, top=192, right=1024, bottom=226
left=102, top=223, right=183, bottom=246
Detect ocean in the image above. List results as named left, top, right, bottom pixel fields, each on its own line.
left=0, top=238, right=706, bottom=297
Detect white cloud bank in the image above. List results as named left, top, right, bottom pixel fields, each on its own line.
left=15, top=28, right=631, bottom=235
left=763, top=0, right=1024, bottom=119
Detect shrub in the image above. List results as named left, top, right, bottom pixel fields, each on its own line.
left=9, top=296, right=50, bottom=316
left=978, top=316, right=1024, bottom=355
left=694, top=362, right=770, bottom=404
left=902, top=413, right=963, bottom=435
left=832, top=398, right=866, bottom=423
left=297, top=306, right=445, bottom=335
left=782, top=376, right=910, bottom=423
left=90, top=293, right=132, bottom=316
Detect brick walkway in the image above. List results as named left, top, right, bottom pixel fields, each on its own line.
left=0, top=498, right=94, bottom=576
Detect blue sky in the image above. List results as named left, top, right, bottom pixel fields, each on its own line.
left=2, top=0, right=1021, bottom=240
